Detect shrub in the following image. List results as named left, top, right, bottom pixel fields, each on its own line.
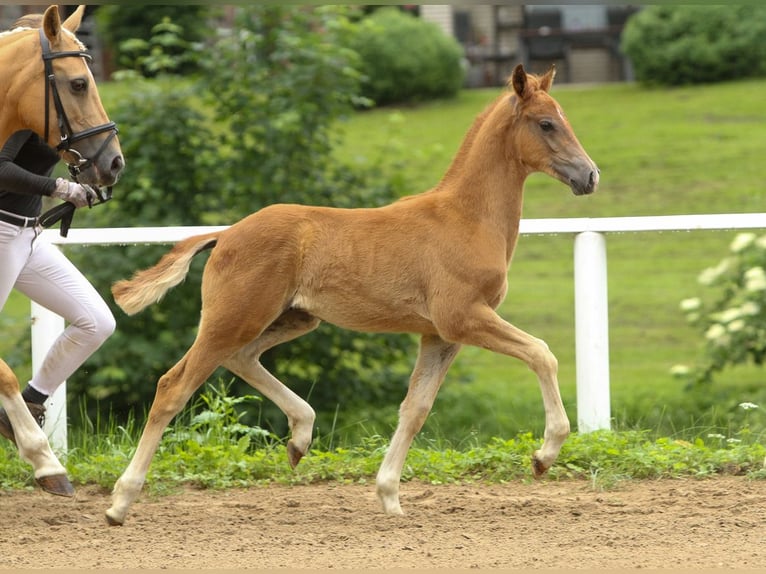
left=59, top=7, right=417, bottom=436
left=675, top=232, right=766, bottom=386
left=621, top=6, right=766, bottom=85
left=350, top=8, right=465, bottom=106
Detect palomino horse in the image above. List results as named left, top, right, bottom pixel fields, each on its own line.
left=0, top=5, right=124, bottom=496
left=106, top=64, right=598, bottom=525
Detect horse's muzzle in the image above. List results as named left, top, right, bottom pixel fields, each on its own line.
left=570, top=167, right=599, bottom=196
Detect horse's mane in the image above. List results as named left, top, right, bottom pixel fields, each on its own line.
left=12, top=14, right=44, bottom=29
left=0, top=13, right=85, bottom=50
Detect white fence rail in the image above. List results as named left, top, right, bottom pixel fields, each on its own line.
left=32, top=213, right=766, bottom=451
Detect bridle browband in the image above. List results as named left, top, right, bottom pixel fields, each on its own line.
left=39, top=27, right=118, bottom=181
left=37, top=28, right=118, bottom=236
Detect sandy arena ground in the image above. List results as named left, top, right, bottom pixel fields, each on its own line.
left=1, top=476, right=765, bottom=570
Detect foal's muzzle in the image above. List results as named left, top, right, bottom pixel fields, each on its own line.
left=570, top=168, right=600, bottom=196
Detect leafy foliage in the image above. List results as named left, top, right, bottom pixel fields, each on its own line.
left=350, top=7, right=465, bottom=106
left=676, top=232, right=766, bottom=386
left=621, top=5, right=766, bottom=85
left=94, top=5, right=213, bottom=77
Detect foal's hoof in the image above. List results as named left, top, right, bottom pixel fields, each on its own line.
left=286, top=440, right=304, bottom=469
left=531, top=453, right=549, bottom=479
left=36, top=474, right=75, bottom=497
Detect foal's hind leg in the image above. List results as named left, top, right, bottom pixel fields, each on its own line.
left=376, top=334, right=461, bottom=515
left=106, top=340, right=232, bottom=526
left=223, top=309, right=320, bottom=468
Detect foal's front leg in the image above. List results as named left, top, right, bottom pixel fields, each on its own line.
left=376, top=334, right=461, bottom=515
left=440, top=304, right=570, bottom=477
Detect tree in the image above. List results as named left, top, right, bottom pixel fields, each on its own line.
left=64, top=6, right=416, bottom=438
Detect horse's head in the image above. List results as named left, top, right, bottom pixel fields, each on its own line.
left=508, top=64, right=598, bottom=196
left=15, top=6, right=124, bottom=186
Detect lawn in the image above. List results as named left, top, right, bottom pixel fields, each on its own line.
left=3, top=77, right=766, bottom=443
left=333, top=78, right=766, bottom=440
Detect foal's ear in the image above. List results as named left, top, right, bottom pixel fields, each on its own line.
left=539, top=65, right=556, bottom=93
left=62, top=5, right=85, bottom=34
left=42, top=5, right=63, bottom=47
left=510, top=64, right=529, bottom=100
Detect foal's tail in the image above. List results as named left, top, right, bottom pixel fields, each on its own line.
left=112, top=232, right=220, bottom=315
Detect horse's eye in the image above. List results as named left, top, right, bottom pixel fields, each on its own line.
left=540, top=120, right=554, bottom=132
left=71, top=79, right=87, bottom=93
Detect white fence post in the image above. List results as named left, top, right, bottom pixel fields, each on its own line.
left=573, top=231, right=611, bottom=432
left=30, top=301, right=67, bottom=454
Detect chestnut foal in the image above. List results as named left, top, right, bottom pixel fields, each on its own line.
left=106, top=64, right=599, bottom=525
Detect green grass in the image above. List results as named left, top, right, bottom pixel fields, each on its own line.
left=2, top=383, right=764, bottom=495
left=3, top=78, right=766, bottom=446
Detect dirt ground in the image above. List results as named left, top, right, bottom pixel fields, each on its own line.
left=1, top=476, right=765, bottom=571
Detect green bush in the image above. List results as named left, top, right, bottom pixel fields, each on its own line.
left=621, top=6, right=766, bottom=85
left=58, top=7, right=418, bottom=436
left=351, top=8, right=465, bottom=106
left=676, top=232, right=766, bottom=386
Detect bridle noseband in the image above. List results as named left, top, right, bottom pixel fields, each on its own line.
left=39, top=27, right=118, bottom=181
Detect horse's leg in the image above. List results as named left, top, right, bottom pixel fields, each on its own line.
left=439, top=304, right=570, bottom=477
left=376, top=334, right=461, bottom=515
left=0, top=359, right=73, bottom=496
left=222, top=309, right=320, bottom=468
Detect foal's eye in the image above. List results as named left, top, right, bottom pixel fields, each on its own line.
left=71, top=79, right=88, bottom=93
left=539, top=120, right=554, bottom=132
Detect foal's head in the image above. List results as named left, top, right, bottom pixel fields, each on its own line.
left=507, top=65, right=599, bottom=196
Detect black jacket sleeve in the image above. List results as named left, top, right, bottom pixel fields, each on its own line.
left=0, top=130, right=58, bottom=197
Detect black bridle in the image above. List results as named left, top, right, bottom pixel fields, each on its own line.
left=38, top=28, right=118, bottom=236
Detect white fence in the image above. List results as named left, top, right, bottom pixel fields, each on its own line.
left=31, top=213, right=766, bottom=452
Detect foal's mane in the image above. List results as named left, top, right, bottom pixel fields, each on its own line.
left=432, top=96, right=504, bottom=192
left=431, top=71, right=550, bottom=193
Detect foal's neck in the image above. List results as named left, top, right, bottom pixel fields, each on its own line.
left=438, top=94, right=527, bottom=239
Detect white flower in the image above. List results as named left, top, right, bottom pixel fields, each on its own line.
left=704, top=323, right=730, bottom=346
left=698, top=258, right=731, bottom=286
left=738, top=402, right=759, bottom=411
left=745, top=267, right=766, bottom=291
left=670, top=364, right=690, bottom=376
left=715, top=307, right=742, bottom=323
left=707, top=433, right=726, bottom=440
left=679, top=297, right=701, bottom=312
left=730, top=232, right=756, bottom=253
left=728, top=319, right=745, bottom=332
left=741, top=301, right=760, bottom=316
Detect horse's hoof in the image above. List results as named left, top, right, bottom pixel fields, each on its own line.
left=531, top=454, right=549, bottom=479
left=104, top=510, right=124, bottom=527
left=286, top=441, right=304, bottom=469
left=36, top=474, right=75, bottom=497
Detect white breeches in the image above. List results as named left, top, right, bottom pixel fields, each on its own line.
left=0, top=221, right=114, bottom=395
